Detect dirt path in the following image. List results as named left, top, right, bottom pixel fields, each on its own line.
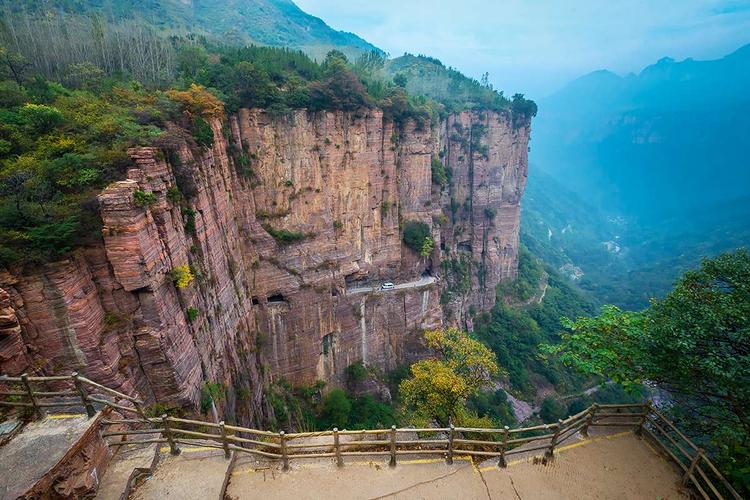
left=225, top=431, right=687, bottom=499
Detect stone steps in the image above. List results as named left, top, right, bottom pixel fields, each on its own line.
left=128, top=446, right=233, bottom=500
left=95, top=439, right=159, bottom=500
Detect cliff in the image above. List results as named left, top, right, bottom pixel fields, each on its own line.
left=0, top=107, right=529, bottom=422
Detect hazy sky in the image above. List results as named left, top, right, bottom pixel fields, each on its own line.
left=295, top=0, right=750, bottom=98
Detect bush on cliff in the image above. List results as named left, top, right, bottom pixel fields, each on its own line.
left=402, top=220, right=431, bottom=254
left=262, top=223, right=306, bottom=245
left=170, top=265, right=195, bottom=288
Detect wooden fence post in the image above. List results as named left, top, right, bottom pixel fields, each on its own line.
left=447, top=424, right=455, bottom=464
left=498, top=426, right=510, bottom=468
left=333, top=428, right=343, bottom=467
left=389, top=425, right=397, bottom=467
left=219, top=421, right=230, bottom=459
left=636, top=401, right=651, bottom=437
left=162, top=415, right=180, bottom=455
left=582, top=403, right=597, bottom=438
left=21, top=373, right=42, bottom=419
left=279, top=431, right=289, bottom=471
left=134, top=401, right=147, bottom=421
left=545, top=419, right=564, bottom=459
left=72, top=372, right=96, bottom=418
left=682, top=449, right=703, bottom=487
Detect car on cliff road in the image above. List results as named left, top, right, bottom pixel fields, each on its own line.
left=381, top=282, right=395, bottom=290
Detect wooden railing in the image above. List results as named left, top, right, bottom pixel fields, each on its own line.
left=0, top=374, right=742, bottom=499
left=0, top=372, right=148, bottom=420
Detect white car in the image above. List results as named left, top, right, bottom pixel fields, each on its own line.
left=381, top=282, right=395, bottom=290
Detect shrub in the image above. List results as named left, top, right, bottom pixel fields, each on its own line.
left=431, top=157, right=450, bottom=186
left=262, top=223, right=305, bottom=245
left=182, top=207, right=197, bottom=235
left=19, top=103, right=64, bottom=132
left=402, top=220, right=431, bottom=253
left=191, top=116, right=214, bottom=149
left=348, top=395, right=396, bottom=429
left=167, top=187, right=182, bottom=204
left=318, top=389, right=352, bottom=429
left=346, top=361, right=368, bottom=385
left=170, top=265, right=194, bottom=288
left=420, top=236, right=434, bottom=257
left=0, top=81, right=27, bottom=107
left=333, top=220, right=343, bottom=231
left=200, top=382, right=224, bottom=413
left=145, top=402, right=181, bottom=418
left=133, top=190, right=157, bottom=208
left=539, top=396, right=567, bottom=423
left=186, top=307, right=199, bottom=322
left=166, top=83, right=224, bottom=118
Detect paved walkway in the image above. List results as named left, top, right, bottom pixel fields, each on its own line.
left=130, top=448, right=230, bottom=500
left=224, top=432, right=687, bottom=500
left=0, top=414, right=96, bottom=499
left=347, top=275, right=437, bottom=295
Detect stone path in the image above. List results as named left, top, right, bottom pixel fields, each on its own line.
left=223, top=431, right=687, bottom=500
left=130, top=448, right=231, bottom=500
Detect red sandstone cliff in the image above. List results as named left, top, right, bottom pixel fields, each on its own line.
left=0, top=107, right=529, bottom=423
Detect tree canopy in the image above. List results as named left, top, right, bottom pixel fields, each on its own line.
left=400, top=327, right=501, bottom=425
left=544, top=249, right=750, bottom=493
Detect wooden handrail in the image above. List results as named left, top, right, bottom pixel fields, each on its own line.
left=1, top=374, right=741, bottom=498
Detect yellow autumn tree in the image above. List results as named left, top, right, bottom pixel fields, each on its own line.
left=166, top=83, right=224, bottom=119
left=400, top=327, right=501, bottom=425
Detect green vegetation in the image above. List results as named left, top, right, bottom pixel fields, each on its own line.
left=133, top=190, right=157, bottom=208
left=346, top=361, right=368, bottom=385
left=0, top=79, right=167, bottom=266
left=186, top=307, right=199, bottom=322
left=420, top=237, right=434, bottom=257
left=267, top=379, right=396, bottom=432
left=545, top=250, right=750, bottom=493
left=262, top=223, right=306, bottom=245
left=498, top=247, right=545, bottom=302
left=200, top=382, right=225, bottom=414
left=475, top=249, right=596, bottom=399
left=402, top=220, right=431, bottom=253
left=0, top=8, right=534, bottom=266
left=166, top=187, right=182, bottom=204
left=431, top=156, right=450, bottom=187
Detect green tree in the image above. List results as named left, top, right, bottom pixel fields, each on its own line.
left=318, top=388, right=352, bottom=429
left=402, top=220, right=430, bottom=253
left=544, top=249, right=750, bottom=493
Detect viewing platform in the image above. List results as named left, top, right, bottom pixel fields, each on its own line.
left=0, top=374, right=742, bottom=499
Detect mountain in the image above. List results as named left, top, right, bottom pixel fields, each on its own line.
left=522, top=168, right=750, bottom=310
left=0, top=0, right=381, bottom=60
left=531, top=43, right=750, bottom=224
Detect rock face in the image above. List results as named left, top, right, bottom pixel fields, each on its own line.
left=0, top=107, right=530, bottom=423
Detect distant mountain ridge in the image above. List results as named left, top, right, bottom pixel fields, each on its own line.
left=531, top=43, right=750, bottom=222
left=0, top=0, right=381, bottom=60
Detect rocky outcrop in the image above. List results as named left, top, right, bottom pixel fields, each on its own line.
left=0, top=107, right=530, bottom=424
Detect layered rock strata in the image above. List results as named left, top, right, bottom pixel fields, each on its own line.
left=0, top=108, right=530, bottom=422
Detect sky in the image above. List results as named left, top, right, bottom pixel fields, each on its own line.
left=295, top=0, right=750, bottom=98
